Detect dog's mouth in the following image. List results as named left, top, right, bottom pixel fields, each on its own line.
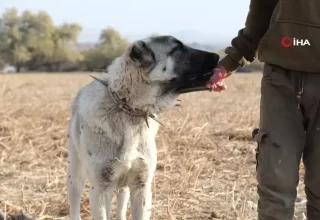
left=176, top=71, right=214, bottom=94
left=173, top=49, right=219, bottom=94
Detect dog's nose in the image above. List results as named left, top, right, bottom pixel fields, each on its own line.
left=201, top=51, right=220, bottom=73
left=205, top=51, right=220, bottom=65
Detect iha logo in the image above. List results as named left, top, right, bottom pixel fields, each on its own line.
left=281, top=36, right=311, bottom=48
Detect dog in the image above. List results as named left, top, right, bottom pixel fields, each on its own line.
left=66, top=35, right=219, bottom=220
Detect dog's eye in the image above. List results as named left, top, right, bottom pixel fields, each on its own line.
left=162, top=67, right=166, bottom=72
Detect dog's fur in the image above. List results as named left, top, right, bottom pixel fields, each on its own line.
left=66, top=36, right=219, bottom=220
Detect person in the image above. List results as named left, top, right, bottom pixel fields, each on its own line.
left=206, top=0, right=320, bottom=219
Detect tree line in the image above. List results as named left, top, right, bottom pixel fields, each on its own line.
left=0, top=8, right=129, bottom=72
left=0, top=8, right=265, bottom=73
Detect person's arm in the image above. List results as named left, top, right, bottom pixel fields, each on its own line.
left=219, top=0, right=279, bottom=72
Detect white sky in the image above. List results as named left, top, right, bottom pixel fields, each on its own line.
left=0, top=0, right=251, bottom=43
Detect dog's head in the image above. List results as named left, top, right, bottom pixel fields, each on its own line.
left=107, top=35, right=220, bottom=112
left=126, top=36, right=219, bottom=93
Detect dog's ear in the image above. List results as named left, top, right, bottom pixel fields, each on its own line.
left=128, top=41, right=155, bottom=68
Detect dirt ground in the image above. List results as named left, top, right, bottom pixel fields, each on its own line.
left=0, top=73, right=307, bottom=219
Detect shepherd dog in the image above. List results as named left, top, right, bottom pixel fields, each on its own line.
left=66, top=35, right=219, bottom=220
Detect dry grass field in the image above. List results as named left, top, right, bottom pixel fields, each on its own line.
left=0, top=73, right=307, bottom=220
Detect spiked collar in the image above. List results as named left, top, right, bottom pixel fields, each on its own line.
left=90, top=75, right=164, bottom=127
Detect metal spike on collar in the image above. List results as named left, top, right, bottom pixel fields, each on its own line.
left=149, top=113, right=165, bottom=127
left=144, top=114, right=150, bottom=128
left=89, top=75, right=109, bottom=87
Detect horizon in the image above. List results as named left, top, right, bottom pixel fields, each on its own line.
left=0, top=0, right=251, bottom=45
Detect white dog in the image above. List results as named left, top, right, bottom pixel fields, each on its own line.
left=66, top=36, right=219, bottom=220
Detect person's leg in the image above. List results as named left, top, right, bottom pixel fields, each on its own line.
left=301, top=72, right=320, bottom=219
left=254, top=63, right=306, bottom=220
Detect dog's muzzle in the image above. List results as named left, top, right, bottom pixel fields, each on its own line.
left=176, top=50, right=220, bottom=94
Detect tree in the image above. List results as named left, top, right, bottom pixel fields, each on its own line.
left=83, top=47, right=107, bottom=71
left=21, top=10, right=55, bottom=70
left=0, top=59, right=4, bottom=70
left=98, top=28, right=129, bottom=57
left=0, top=8, right=31, bottom=72
left=0, top=18, right=7, bottom=70
left=0, top=8, right=83, bottom=72
left=45, top=23, right=82, bottom=71
left=0, top=9, right=132, bottom=72
left=84, top=28, right=129, bottom=71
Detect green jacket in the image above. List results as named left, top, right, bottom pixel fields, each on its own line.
left=220, top=0, right=320, bottom=73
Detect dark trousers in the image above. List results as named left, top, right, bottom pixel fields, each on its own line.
left=254, top=63, right=320, bottom=220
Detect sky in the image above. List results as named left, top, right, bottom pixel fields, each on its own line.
left=0, top=0, right=251, bottom=45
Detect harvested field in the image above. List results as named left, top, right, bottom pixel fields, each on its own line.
left=0, top=73, right=307, bottom=219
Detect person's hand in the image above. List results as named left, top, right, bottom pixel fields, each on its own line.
left=206, top=64, right=231, bottom=92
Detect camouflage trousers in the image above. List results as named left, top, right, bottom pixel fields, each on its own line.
left=253, top=63, right=320, bottom=220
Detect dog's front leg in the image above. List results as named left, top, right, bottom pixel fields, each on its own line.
left=130, top=183, right=153, bottom=220
left=89, top=185, right=111, bottom=220
left=116, top=187, right=130, bottom=220
left=67, top=139, right=86, bottom=220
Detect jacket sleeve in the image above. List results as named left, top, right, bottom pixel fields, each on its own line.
left=219, top=0, right=279, bottom=72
